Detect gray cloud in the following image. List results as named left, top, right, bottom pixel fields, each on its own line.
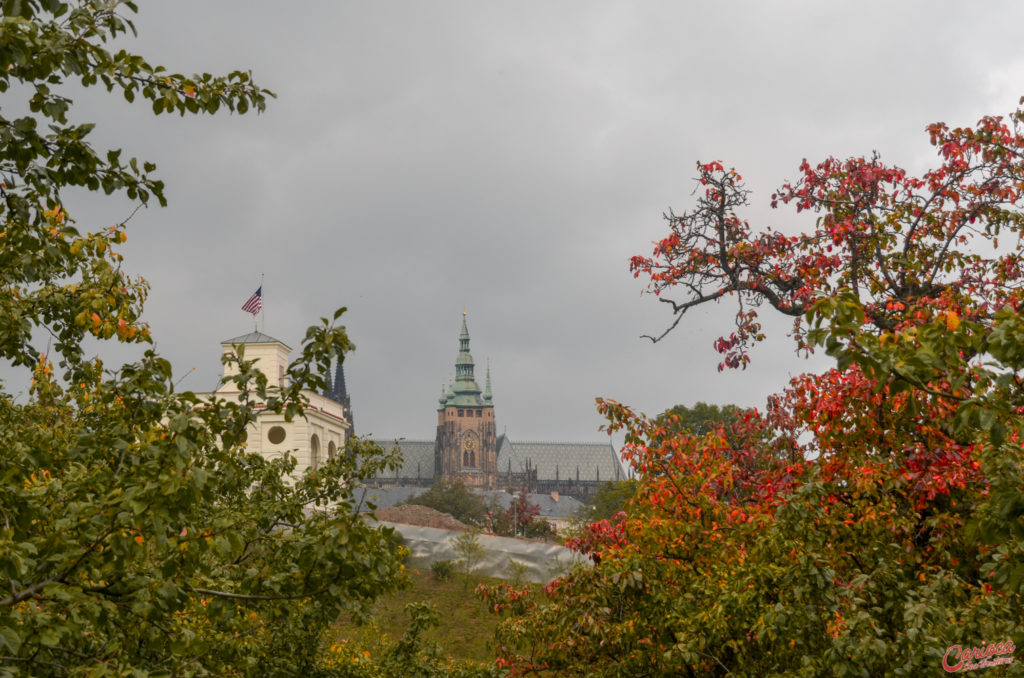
left=26, top=1, right=1024, bottom=442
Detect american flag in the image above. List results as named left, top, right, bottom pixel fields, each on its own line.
left=241, top=287, right=262, bottom=316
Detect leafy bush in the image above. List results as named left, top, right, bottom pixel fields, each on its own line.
left=321, top=602, right=502, bottom=677
left=571, top=479, right=639, bottom=532
left=521, top=517, right=557, bottom=540
left=430, top=559, right=455, bottom=581
left=489, top=487, right=553, bottom=539
left=403, top=480, right=488, bottom=526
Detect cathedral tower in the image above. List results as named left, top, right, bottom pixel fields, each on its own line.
left=435, top=313, right=497, bottom=487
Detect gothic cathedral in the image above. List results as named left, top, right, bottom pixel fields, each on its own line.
left=435, top=314, right=497, bottom=488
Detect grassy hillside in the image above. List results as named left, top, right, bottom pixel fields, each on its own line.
left=328, top=566, right=528, bottom=664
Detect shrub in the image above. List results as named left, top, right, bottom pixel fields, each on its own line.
left=430, top=559, right=455, bottom=581
left=403, top=480, right=488, bottom=526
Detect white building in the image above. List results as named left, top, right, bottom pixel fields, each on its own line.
left=210, top=331, right=351, bottom=476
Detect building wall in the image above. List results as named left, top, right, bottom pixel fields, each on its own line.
left=435, top=404, right=497, bottom=487
left=207, top=334, right=350, bottom=479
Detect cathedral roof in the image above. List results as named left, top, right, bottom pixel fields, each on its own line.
left=373, top=439, right=436, bottom=482
left=367, top=437, right=625, bottom=486
left=496, top=439, right=625, bottom=484
left=220, top=331, right=291, bottom=348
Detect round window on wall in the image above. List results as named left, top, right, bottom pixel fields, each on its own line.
left=267, top=426, right=286, bottom=445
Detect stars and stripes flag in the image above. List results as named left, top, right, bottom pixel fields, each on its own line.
left=241, top=287, right=262, bottom=316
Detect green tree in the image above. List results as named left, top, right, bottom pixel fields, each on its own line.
left=574, top=478, right=639, bottom=523
left=0, top=3, right=407, bottom=675
left=451, top=531, right=486, bottom=584
left=404, top=480, right=489, bottom=527
left=656, top=402, right=740, bottom=436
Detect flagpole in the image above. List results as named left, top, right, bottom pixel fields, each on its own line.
left=260, top=273, right=265, bottom=334
left=241, top=285, right=263, bottom=330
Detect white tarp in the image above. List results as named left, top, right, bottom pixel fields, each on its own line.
left=378, top=521, right=590, bottom=584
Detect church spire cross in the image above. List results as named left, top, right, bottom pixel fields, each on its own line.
left=459, top=313, right=471, bottom=353
left=445, top=312, right=484, bottom=405
left=455, top=313, right=475, bottom=382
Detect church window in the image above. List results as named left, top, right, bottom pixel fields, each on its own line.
left=476, top=410, right=482, bottom=417
left=458, top=409, right=464, bottom=417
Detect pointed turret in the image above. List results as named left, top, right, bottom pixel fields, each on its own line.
left=331, top=360, right=349, bottom=402
left=329, top=358, right=354, bottom=434
left=483, top=360, right=493, bottom=404
left=449, top=312, right=484, bottom=406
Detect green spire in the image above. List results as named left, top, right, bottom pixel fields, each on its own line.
left=455, top=313, right=475, bottom=383
left=447, top=312, right=485, bottom=407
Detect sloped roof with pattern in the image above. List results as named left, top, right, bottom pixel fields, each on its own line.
left=220, top=331, right=291, bottom=348
left=496, top=439, right=625, bottom=483
left=372, top=439, right=435, bottom=481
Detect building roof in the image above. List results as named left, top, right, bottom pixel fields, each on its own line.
left=497, top=439, right=625, bottom=484
left=354, top=486, right=425, bottom=511
left=373, top=439, right=436, bottom=481
left=220, top=331, right=291, bottom=348
left=355, top=486, right=584, bottom=520
left=368, top=436, right=625, bottom=485
left=478, top=490, right=584, bottom=520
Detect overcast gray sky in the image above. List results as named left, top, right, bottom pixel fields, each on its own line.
left=50, top=1, right=1024, bottom=442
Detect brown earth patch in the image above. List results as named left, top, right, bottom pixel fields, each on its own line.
left=373, top=504, right=471, bottom=531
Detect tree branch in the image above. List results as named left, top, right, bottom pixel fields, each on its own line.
left=188, top=585, right=330, bottom=602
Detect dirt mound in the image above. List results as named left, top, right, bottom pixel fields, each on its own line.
left=374, top=504, right=471, bottom=531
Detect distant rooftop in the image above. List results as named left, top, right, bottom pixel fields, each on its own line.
left=497, top=439, right=625, bottom=483
left=372, top=439, right=436, bottom=482
left=220, top=331, right=291, bottom=348
left=368, top=436, right=626, bottom=485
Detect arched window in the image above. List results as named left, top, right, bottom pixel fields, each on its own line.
left=310, top=434, right=321, bottom=470
left=461, top=433, right=478, bottom=468
left=327, top=440, right=337, bottom=460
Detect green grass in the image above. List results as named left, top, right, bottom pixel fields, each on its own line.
left=329, top=566, right=527, bottom=664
